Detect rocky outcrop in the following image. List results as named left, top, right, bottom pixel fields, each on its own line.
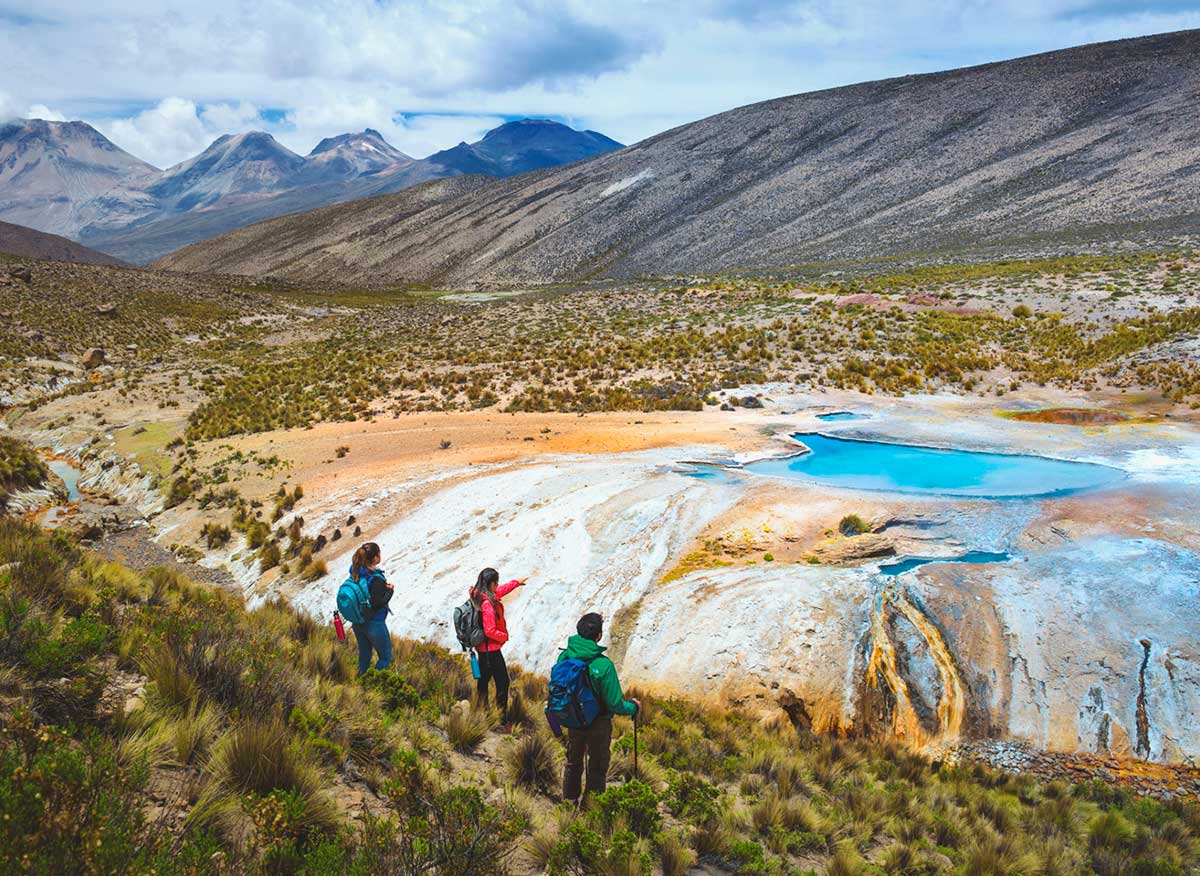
left=812, top=533, right=896, bottom=564
left=52, top=501, right=145, bottom=541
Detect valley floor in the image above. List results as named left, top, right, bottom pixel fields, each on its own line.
left=3, top=248, right=1200, bottom=780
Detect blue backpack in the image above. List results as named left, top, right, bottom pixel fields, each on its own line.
left=546, top=657, right=602, bottom=729
left=336, top=575, right=372, bottom=625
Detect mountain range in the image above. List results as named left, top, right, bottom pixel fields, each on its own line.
left=159, top=29, right=1200, bottom=287
left=0, top=118, right=622, bottom=263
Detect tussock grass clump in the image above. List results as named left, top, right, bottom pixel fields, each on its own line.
left=503, top=729, right=560, bottom=790
left=660, top=830, right=696, bottom=876
left=152, top=700, right=223, bottom=766
left=445, top=703, right=497, bottom=752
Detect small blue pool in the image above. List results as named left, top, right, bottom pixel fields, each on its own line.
left=744, top=433, right=1123, bottom=498
left=879, top=551, right=1012, bottom=576
left=816, top=411, right=865, bottom=422
left=47, top=458, right=84, bottom=500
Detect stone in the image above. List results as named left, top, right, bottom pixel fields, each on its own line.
left=813, top=533, right=897, bottom=564
left=81, top=348, right=106, bottom=369
left=740, top=395, right=764, bottom=409
left=24, top=329, right=44, bottom=342
left=10, top=266, right=32, bottom=283
left=96, top=303, right=118, bottom=316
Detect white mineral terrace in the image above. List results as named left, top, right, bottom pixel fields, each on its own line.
left=265, top=391, right=1200, bottom=762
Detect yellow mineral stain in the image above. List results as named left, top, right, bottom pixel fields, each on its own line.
left=867, top=580, right=967, bottom=748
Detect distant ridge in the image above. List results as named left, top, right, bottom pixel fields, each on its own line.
left=0, top=118, right=623, bottom=264
left=158, top=30, right=1200, bottom=287
left=0, top=220, right=126, bottom=267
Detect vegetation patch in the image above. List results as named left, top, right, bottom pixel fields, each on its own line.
left=1, top=518, right=1198, bottom=875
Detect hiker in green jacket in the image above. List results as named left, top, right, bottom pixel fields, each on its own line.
left=557, top=612, right=640, bottom=802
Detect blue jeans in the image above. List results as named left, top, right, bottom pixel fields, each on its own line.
left=352, top=616, right=392, bottom=675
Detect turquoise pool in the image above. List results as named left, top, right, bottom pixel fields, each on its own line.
left=47, top=458, right=84, bottom=500
left=878, top=551, right=1012, bottom=576
left=816, top=411, right=866, bottom=422
left=744, top=433, right=1123, bottom=498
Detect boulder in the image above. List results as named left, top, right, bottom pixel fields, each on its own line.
left=740, top=395, right=764, bottom=409
left=813, top=533, right=896, bottom=564
left=10, top=266, right=32, bottom=284
left=24, top=329, right=44, bottom=342
left=81, top=348, right=106, bottom=369
left=55, top=502, right=145, bottom=541
left=96, top=303, right=118, bottom=316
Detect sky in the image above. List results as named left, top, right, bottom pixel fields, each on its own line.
left=1, top=0, right=1198, bottom=169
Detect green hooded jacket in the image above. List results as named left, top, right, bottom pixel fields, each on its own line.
left=556, top=634, right=638, bottom=718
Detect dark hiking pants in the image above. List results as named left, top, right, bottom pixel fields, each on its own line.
left=476, top=648, right=509, bottom=721
left=563, top=715, right=612, bottom=801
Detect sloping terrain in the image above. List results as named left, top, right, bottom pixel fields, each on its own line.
left=4, top=517, right=1197, bottom=875
left=159, top=29, right=1200, bottom=286
left=141, top=174, right=497, bottom=278
left=0, top=220, right=125, bottom=266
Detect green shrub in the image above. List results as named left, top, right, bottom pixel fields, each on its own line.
left=667, top=772, right=724, bottom=825
left=164, top=475, right=195, bottom=508
left=0, top=710, right=157, bottom=874
left=838, top=514, right=869, bottom=536
left=594, top=780, right=661, bottom=838
left=360, top=667, right=420, bottom=714
left=200, top=522, right=231, bottom=549
left=258, top=539, right=282, bottom=571
left=25, top=613, right=112, bottom=678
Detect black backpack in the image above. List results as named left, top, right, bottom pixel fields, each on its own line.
left=453, top=599, right=485, bottom=651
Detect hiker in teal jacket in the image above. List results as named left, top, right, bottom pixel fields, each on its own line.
left=557, top=612, right=640, bottom=801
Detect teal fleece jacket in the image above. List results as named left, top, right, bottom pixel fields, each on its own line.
left=557, top=634, right=638, bottom=718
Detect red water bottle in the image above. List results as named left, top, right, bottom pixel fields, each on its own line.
left=333, top=611, right=346, bottom=642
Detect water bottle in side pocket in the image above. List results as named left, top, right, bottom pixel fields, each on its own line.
left=470, top=650, right=481, bottom=680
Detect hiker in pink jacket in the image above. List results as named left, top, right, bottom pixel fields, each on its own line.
left=469, top=567, right=527, bottom=726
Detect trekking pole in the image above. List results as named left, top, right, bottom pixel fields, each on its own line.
left=633, top=710, right=639, bottom=780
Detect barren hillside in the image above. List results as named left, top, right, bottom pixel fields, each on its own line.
left=159, top=30, right=1200, bottom=286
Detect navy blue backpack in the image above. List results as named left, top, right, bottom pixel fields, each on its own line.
left=546, top=657, right=602, bottom=729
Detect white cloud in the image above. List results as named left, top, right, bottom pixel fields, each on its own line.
left=25, top=103, right=67, bottom=121
left=387, top=114, right=511, bottom=158
left=4, top=1, right=1199, bottom=163
left=99, top=98, right=225, bottom=168
left=0, top=91, right=68, bottom=124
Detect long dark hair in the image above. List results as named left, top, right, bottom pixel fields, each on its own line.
left=473, top=567, right=499, bottom=604
left=350, top=542, right=381, bottom=582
